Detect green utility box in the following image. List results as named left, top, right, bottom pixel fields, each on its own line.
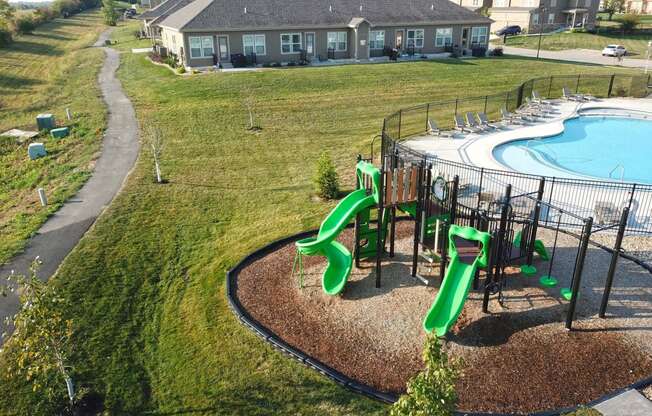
left=28, top=143, right=46, bottom=160
left=50, top=127, right=70, bottom=139
left=36, top=114, right=56, bottom=131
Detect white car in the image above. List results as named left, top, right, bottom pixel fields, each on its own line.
left=602, top=45, right=627, bottom=57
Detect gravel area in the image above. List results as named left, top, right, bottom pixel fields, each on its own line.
left=236, top=223, right=652, bottom=414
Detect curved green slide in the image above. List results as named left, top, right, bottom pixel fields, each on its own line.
left=295, top=161, right=381, bottom=295
left=423, top=225, right=491, bottom=336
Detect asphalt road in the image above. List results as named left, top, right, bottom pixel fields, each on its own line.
left=503, top=46, right=652, bottom=70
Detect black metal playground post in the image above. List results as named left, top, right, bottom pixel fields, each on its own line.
left=599, top=207, right=631, bottom=318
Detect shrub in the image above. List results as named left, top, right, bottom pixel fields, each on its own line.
left=620, top=13, right=640, bottom=33
left=562, top=408, right=602, bottom=416
left=286, top=61, right=296, bottom=66
left=271, top=62, right=281, bottom=67
left=492, top=47, right=504, bottom=56
left=0, top=19, right=11, bottom=47
left=262, top=62, right=271, bottom=68
left=177, top=66, right=186, bottom=74
left=390, top=335, right=461, bottom=416
left=14, top=14, right=36, bottom=34
left=313, top=152, right=339, bottom=200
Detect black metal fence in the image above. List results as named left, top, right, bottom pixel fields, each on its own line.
left=382, top=74, right=652, bottom=234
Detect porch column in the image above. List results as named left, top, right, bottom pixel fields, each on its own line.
left=571, top=11, right=577, bottom=28
left=353, top=28, right=359, bottom=61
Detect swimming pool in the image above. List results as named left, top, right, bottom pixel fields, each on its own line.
left=493, top=115, right=652, bottom=184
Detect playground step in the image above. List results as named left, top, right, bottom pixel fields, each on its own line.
left=593, top=389, right=652, bottom=416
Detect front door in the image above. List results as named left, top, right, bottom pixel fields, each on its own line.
left=305, top=32, right=315, bottom=56
left=461, top=27, right=470, bottom=50
left=395, top=29, right=404, bottom=50
left=217, top=35, right=229, bottom=61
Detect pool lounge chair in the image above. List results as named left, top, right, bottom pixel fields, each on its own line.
left=564, top=86, right=596, bottom=101
left=477, top=112, right=501, bottom=129
left=465, top=112, right=488, bottom=131
left=501, top=107, right=527, bottom=124
left=532, top=90, right=553, bottom=105
left=427, top=118, right=454, bottom=138
left=455, top=114, right=479, bottom=133
left=525, top=97, right=554, bottom=113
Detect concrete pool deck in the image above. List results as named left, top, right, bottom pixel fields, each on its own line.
left=403, top=97, right=652, bottom=175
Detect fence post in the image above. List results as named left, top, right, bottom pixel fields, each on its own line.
left=565, top=216, right=593, bottom=330
left=607, top=74, right=615, bottom=98
left=412, top=163, right=425, bottom=277
left=425, top=103, right=430, bottom=132
left=483, top=95, right=488, bottom=114
left=547, top=76, right=553, bottom=97
left=599, top=207, right=629, bottom=318
left=454, top=98, right=459, bottom=115
left=475, top=168, right=485, bottom=213
left=375, top=165, right=385, bottom=288
left=354, top=154, right=363, bottom=268
left=484, top=184, right=511, bottom=313
left=516, top=84, right=524, bottom=107
left=575, top=74, right=581, bottom=94
left=505, top=91, right=510, bottom=111
left=526, top=177, right=546, bottom=266
left=397, top=110, right=402, bottom=140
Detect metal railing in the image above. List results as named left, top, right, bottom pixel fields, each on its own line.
left=381, top=74, right=652, bottom=234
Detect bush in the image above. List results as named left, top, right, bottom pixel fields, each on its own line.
left=390, top=335, right=461, bottom=416
left=313, top=152, right=339, bottom=200
left=286, top=61, right=296, bottom=66
left=562, top=408, right=602, bottom=416
left=491, top=47, right=504, bottom=56
left=0, top=19, right=11, bottom=47
left=13, top=14, right=36, bottom=34
left=620, top=13, right=640, bottom=33
left=271, top=62, right=281, bottom=67
left=176, top=66, right=186, bottom=74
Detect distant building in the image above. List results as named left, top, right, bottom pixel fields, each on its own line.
left=452, top=0, right=493, bottom=11
left=489, top=0, right=599, bottom=33
left=625, top=0, right=652, bottom=14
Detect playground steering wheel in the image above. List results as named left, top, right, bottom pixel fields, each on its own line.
left=432, top=176, right=448, bottom=202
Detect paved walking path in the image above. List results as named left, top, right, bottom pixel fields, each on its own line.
left=594, top=389, right=652, bottom=415
left=503, top=46, right=652, bottom=69
left=0, top=28, right=140, bottom=340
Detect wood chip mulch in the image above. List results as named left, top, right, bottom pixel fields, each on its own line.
left=235, top=224, right=652, bottom=414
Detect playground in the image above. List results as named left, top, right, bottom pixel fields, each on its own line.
left=228, top=74, right=652, bottom=414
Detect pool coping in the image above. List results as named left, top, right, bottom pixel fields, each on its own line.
left=226, top=224, right=652, bottom=416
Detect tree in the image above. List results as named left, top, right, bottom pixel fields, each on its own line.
left=390, top=335, right=461, bottom=416
left=242, top=86, right=260, bottom=130
left=1, top=259, right=76, bottom=409
left=602, top=0, right=624, bottom=20
left=313, top=152, right=339, bottom=200
left=145, top=125, right=165, bottom=183
left=13, top=13, right=36, bottom=34
left=102, top=0, right=117, bottom=26
left=0, top=0, right=14, bottom=20
left=619, top=13, right=641, bottom=33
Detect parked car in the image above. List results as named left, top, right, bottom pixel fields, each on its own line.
left=496, top=25, right=522, bottom=36
left=602, top=45, right=627, bottom=57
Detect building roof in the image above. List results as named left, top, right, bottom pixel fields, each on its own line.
left=159, top=0, right=492, bottom=32
left=139, top=0, right=194, bottom=22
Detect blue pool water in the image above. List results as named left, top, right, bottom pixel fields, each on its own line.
left=493, top=116, right=652, bottom=184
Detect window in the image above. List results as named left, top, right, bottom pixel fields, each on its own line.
left=548, top=12, right=555, bottom=24
left=550, top=0, right=557, bottom=7
left=494, top=0, right=508, bottom=6
left=369, top=30, right=385, bottom=49
left=202, top=37, right=213, bottom=56
left=525, top=0, right=537, bottom=6
left=532, top=13, right=540, bottom=25
left=435, top=27, right=453, bottom=47
left=470, top=27, right=488, bottom=45
left=281, top=33, right=301, bottom=54
left=243, top=34, right=266, bottom=55
left=327, top=32, right=347, bottom=51
left=406, top=29, right=424, bottom=48
left=472, top=0, right=480, bottom=5
left=189, top=36, right=212, bottom=58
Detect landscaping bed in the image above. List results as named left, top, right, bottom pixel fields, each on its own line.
left=235, top=223, right=652, bottom=414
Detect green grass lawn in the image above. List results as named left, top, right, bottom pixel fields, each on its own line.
left=0, top=10, right=108, bottom=264
left=495, top=30, right=652, bottom=58
left=0, top=20, right=642, bottom=415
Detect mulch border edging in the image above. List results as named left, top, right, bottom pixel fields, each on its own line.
left=226, top=226, right=652, bottom=416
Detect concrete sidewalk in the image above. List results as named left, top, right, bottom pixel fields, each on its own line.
left=0, top=29, right=140, bottom=341
left=502, top=46, right=651, bottom=69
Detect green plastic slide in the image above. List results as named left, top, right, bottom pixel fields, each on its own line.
left=423, top=225, right=491, bottom=336
left=295, top=161, right=381, bottom=295
left=514, top=230, right=549, bottom=261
